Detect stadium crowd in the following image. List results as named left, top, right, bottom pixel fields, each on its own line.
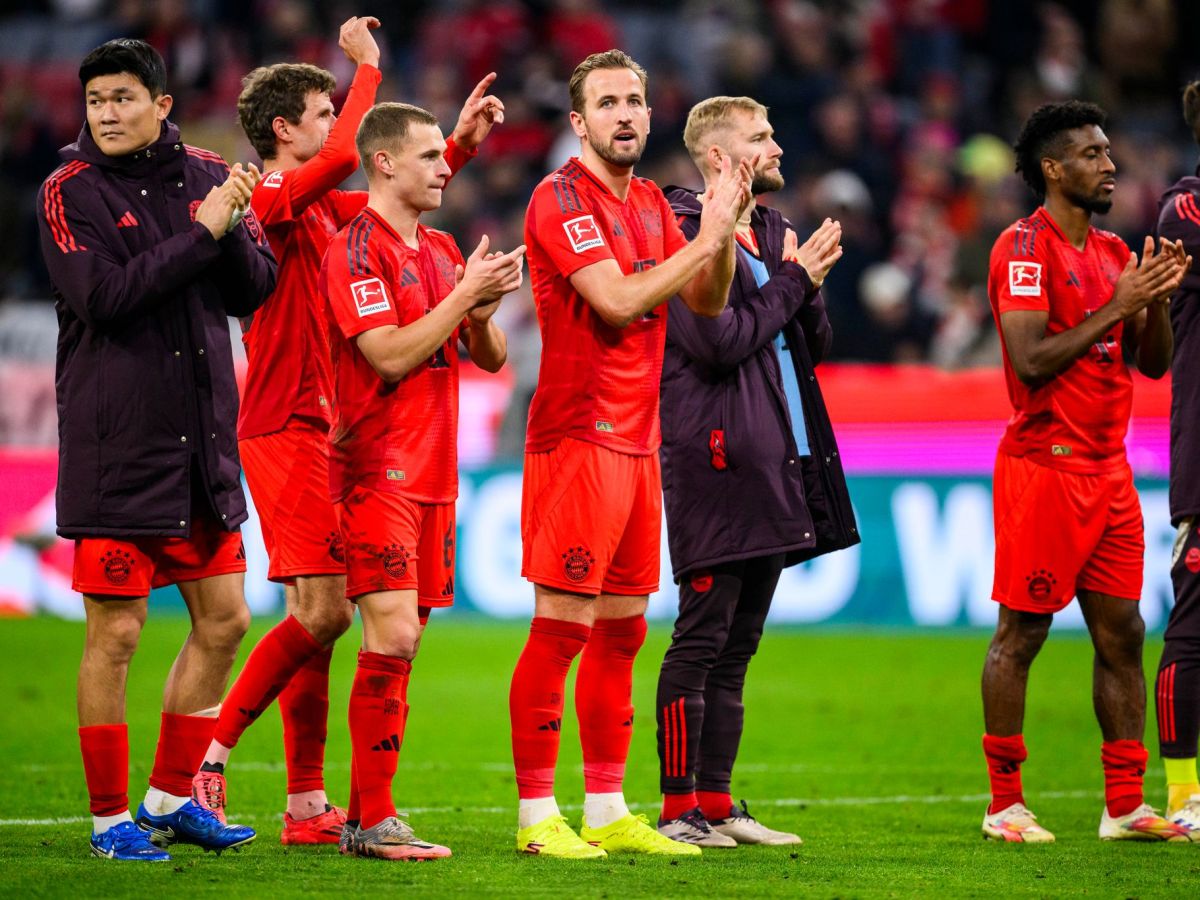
left=3, top=0, right=1200, bottom=372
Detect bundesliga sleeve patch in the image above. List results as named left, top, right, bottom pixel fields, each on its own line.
left=351, top=277, right=391, bottom=316
left=563, top=215, right=605, bottom=253
left=1008, top=261, right=1043, bottom=296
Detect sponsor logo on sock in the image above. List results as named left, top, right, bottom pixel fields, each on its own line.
left=383, top=698, right=401, bottom=716
left=371, top=733, right=401, bottom=751
left=238, top=704, right=267, bottom=722
left=537, top=718, right=562, bottom=732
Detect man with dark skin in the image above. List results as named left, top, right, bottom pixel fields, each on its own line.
left=980, top=100, right=1195, bottom=843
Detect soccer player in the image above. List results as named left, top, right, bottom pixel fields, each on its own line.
left=654, top=97, right=857, bottom=847
left=510, top=50, right=752, bottom=859
left=319, top=101, right=520, bottom=860
left=1152, top=80, right=1200, bottom=832
left=191, top=17, right=502, bottom=846
left=37, top=39, right=276, bottom=860
left=980, top=100, right=1195, bottom=843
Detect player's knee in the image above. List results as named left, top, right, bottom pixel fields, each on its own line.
left=370, top=625, right=421, bottom=661
left=90, top=613, right=145, bottom=663
left=988, top=623, right=1048, bottom=668
left=195, top=602, right=252, bottom=654
left=301, top=602, right=353, bottom=645
left=1098, top=615, right=1145, bottom=665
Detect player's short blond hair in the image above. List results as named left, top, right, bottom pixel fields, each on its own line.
left=683, top=96, right=769, bottom=168
left=356, top=102, right=440, bottom=179
left=568, top=49, right=648, bottom=115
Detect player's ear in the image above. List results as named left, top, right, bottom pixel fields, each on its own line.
left=569, top=110, right=587, bottom=139
left=271, top=115, right=290, bottom=145
left=154, top=93, right=173, bottom=121
left=373, top=149, right=393, bottom=177
left=1041, top=156, right=1060, bottom=189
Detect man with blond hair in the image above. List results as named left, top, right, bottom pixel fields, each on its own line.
left=653, top=95, right=856, bottom=847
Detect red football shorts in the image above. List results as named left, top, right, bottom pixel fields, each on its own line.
left=521, top=437, right=661, bottom=596
left=72, top=508, right=245, bottom=599
left=992, top=452, right=1143, bottom=613
left=334, top=486, right=456, bottom=606
left=240, top=418, right=342, bottom=583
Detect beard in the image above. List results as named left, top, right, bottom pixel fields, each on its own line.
left=751, top=170, right=784, bottom=195
left=1064, top=183, right=1113, bottom=215
left=587, top=131, right=645, bottom=168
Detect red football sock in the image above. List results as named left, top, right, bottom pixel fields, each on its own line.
left=697, top=789, right=734, bottom=822
left=150, top=713, right=218, bottom=796
left=213, top=615, right=323, bottom=751
left=662, top=791, right=698, bottom=822
left=1101, top=739, right=1147, bottom=817
left=279, top=646, right=332, bottom=795
left=509, top=617, right=590, bottom=799
left=348, top=651, right=410, bottom=829
left=79, top=724, right=129, bottom=816
left=347, top=752, right=359, bottom=822
left=982, top=733, right=1026, bottom=815
left=576, top=615, right=647, bottom=794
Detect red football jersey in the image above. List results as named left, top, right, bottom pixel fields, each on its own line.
left=320, top=209, right=465, bottom=503
left=523, top=157, right=689, bottom=456
left=988, top=206, right=1133, bottom=472
left=238, top=63, right=472, bottom=439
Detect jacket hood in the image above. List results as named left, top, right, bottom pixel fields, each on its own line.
left=60, top=120, right=184, bottom=169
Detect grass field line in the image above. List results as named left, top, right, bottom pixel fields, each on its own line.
left=0, top=789, right=1102, bottom=828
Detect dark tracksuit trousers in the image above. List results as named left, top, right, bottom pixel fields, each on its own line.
left=656, top=553, right=786, bottom=797
left=1158, top=520, right=1200, bottom=759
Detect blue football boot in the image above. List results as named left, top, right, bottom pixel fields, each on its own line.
left=90, top=820, right=172, bottom=861
left=136, top=799, right=256, bottom=853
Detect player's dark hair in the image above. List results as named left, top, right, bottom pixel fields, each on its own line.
left=356, top=102, right=440, bottom=178
left=78, top=38, right=166, bottom=98
left=1013, top=101, right=1108, bottom=198
left=568, top=49, right=648, bottom=115
left=1183, top=81, right=1200, bottom=147
left=238, top=64, right=337, bottom=160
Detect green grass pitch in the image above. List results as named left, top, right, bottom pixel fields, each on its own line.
left=1, top=616, right=1197, bottom=897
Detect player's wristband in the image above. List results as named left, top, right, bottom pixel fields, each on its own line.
left=227, top=206, right=246, bottom=232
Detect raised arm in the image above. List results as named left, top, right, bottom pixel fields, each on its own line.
left=567, top=158, right=751, bottom=329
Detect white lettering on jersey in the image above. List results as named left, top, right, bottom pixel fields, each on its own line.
left=563, top=215, right=604, bottom=253
left=351, top=277, right=391, bottom=317
left=1008, top=261, right=1043, bottom=296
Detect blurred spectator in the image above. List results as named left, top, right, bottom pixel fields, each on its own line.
left=3, top=0, right=1199, bottom=383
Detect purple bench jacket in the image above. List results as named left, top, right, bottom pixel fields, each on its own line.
left=659, top=187, right=859, bottom=581
left=38, top=122, right=277, bottom=538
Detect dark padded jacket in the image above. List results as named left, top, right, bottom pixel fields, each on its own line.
left=659, top=187, right=859, bottom=580
left=1157, top=166, right=1200, bottom=526
left=37, top=121, right=276, bottom=538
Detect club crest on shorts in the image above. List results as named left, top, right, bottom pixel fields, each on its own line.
left=1025, top=568, right=1057, bottom=602
left=691, top=571, right=714, bottom=593
left=327, top=532, right=346, bottom=565
left=561, top=546, right=595, bottom=583
left=101, top=549, right=134, bottom=585
left=1186, top=547, right=1200, bottom=574
left=382, top=544, right=410, bottom=579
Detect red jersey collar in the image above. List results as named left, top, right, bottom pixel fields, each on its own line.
left=567, top=156, right=636, bottom=203
left=1032, top=205, right=1098, bottom=249
left=360, top=205, right=426, bottom=254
